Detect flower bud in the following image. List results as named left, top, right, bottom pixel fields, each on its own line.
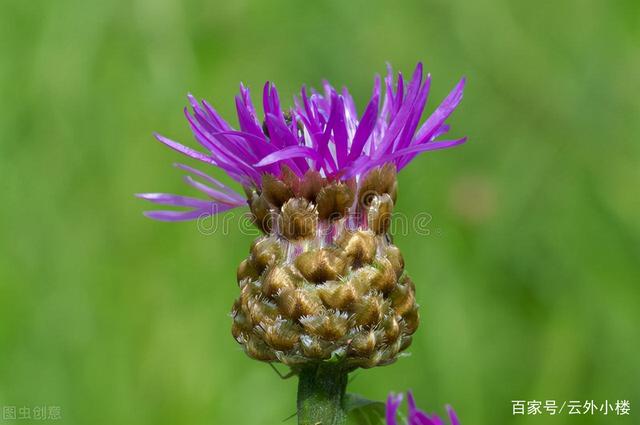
left=231, top=165, right=419, bottom=369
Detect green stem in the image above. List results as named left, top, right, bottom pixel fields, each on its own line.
left=297, top=362, right=348, bottom=425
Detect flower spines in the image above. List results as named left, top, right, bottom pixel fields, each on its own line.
left=231, top=165, right=419, bottom=369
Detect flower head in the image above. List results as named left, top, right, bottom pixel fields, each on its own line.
left=138, top=63, right=465, bottom=221
left=386, top=392, right=460, bottom=425
left=139, top=63, right=466, bottom=370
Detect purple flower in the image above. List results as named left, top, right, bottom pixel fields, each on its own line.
left=386, top=392, right=460, bottom=425
left=138, top=63, right=465, bottom=221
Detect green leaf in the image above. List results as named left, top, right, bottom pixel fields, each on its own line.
left=344, top=393, right=386, bottom=425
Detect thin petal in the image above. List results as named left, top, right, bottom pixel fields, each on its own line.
left=390, top=137, right=467, bottom=170
left=328, top=92, right=348, bottom=167
left=154, top=133, right=212, bottom=164
left=412, top=411, right=440, bottom=425
left=174, top=163, right=242, bottom=195
left=183, top=176, right=245, bottom=206
left=408, top=391, right=417, bottom=411
left=254, top=145, right=321, bottom=168
left=202, top=99, right=233, bottom=131
left=264, top=113, right=298, bottom=147
left=446, top=406, right=460, bottom=425
left=235, top=95, right=264, bottom=138
left=143, top=209, right=210, bottom=221
left=376, top=63, right=424, bottom=158
left=396, top=75, right=431, bottom=151
left=407, top=392, right=437, bottom=425
left=350, top=137, right=466, bottom=177
left=348, top=91, right=379, bottom=161
left=385, top=393, right=403, bottom=425
left=135, top=193, right=211, bottom=208
left=414, top=77, right=465, bottom=145
left=394, top=137, right=467, bottom=169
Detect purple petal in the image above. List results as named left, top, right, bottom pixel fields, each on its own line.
left=375, top=63, right=424, bottom=158
left=201, top=99, right=233, bottom=131
left=300, top=86, right=318, bottom=130
left=393, top=137, right=468, bottom=169
left=446, top=406, right=460, bottom=425
left=396, top=75, right=431, bottom=151
left=342, top=86, right=358, bottom=118
left=209, top=130, right=277, bottom=168
left=380, top=65, right=394, bottom=124
left=185, top=110, right=254, bottom=162
left=348, top=91, right=379, bottom=161
left=385, top=393, right=403, bottom=425
left=187, top=94, right=233, bottom=133
left=352, top=137, right=466, bottom=176
left=174, top=163, right=244, bottom=196
left=239, top=83, right=257, bottom=116
left=311, top=90, right=331, bottom=121
left=395, top=72, right=405, bottom=115
left=235, top=95, right=264, bottom=138
left=254, top=145, right=321, bottom=168
left=183, top=107, right=218, bottom=151
left=328, top=92, right=349, bottom=167
left=145, top=62, right=465, bottom=206
left=135, top=193, right=211, bottom=208
left=263, top=114, right=308, bottom=174
left=188, top=95, right=223, bottom=135
left=143, top=209, right=211, bottom=222
left=183, top=176, right=245, bottom=206
left=142, top=201, right=238, bottom=222
left=408, top=391, right=417, bottom=411
left=407, top=392, right=433, bottom=425
left=184, top=113, right=262, bottom=183
left=264, top=113, right=299, bottom=147
left=430, top=416, right=445, bottom=425
left=139, top=194, right=239, bottom=221
left=412, top=411, right=440, bottom=425
left=315, top=102, right=338, bottom=173
left=262, top=82, right=272, bottom=117
left=414, top=77, right=465, bottom=145
left=154, top=133, right=212, bottom=164
left=263, top=82, right=285, bottom=123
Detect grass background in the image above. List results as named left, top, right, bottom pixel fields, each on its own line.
left=1, top=0, right=639, bottom=424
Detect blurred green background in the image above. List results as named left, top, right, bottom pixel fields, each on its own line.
left=1, top=0, right=639, bottom=424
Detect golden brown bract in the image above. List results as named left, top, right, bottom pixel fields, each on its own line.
left=295, top=249, right=347, bottom=283
left=248, top=164, right=399, bottom=236
left=248, top=191, right=273, bottom=234
left=279, top=198, right=318, bottom=241
left=316, top=182, right=355, bottom=221
left=337, top=230, right=377, bottom=266
left=261, top=173, right=293, bottom=208
left=357, top=163, right=398, bottom=207
left=368, top=193, right=394, bottom=234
